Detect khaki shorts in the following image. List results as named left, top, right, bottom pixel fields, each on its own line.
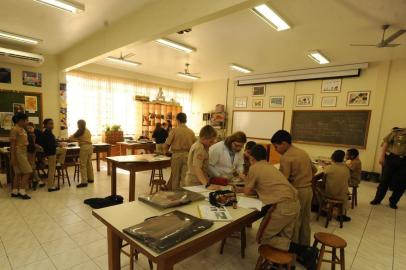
left=13, top=148, right=33, bottom=175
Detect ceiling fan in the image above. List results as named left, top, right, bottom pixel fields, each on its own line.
left=177, top=63, right=200, bottom=80
left=350, top=24, right=406, bottom=48
left=106, top=52, right=141, bottom=66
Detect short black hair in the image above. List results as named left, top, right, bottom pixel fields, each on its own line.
left=347, top=148, right=359, bottom=159
left=271, top=130, right=292, bottom=144
left=43, top=118, right=53, bottom=127
left=199, top=125, right=217, bottom=139
left=332, top=150, right=345, bottom=162
left=176, top=112, right=187, bottom=123
left=245, top=141, right=256, bottom=151
left=250, top=145, right=268, bottom=161
left=12, top=112, right=28, bottom=124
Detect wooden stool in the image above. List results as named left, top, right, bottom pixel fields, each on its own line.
left=149, top=168, right=167, bottom=194
left=220, top=227, right=247, bottom=258
left=255, top=245, right=295, bottom=270
left=55, top=165, right=71, bottom=188
left=312, top=232, right=347, bottom=270
left=317, top=198, right=345, bottom=228
left=73, top=162, right=80, bottom=183
left=350, top=186, right=358, bottom=209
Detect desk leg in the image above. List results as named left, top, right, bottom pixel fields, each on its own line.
left=120, top=144, right=124, bottom=156
left=96, top=152, right=100, bottom=172
left=129, top=170, right=136, bottom=202
left=107, top=148, right=111, bottom=176
left=111, top=164, right=117, bottom=196
left=107, top=227, right=122, bottom=270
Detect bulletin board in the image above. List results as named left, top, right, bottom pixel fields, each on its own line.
left=0, top=89, right=43, bottom=136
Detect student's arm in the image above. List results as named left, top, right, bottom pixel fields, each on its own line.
left=279, top=157, right=292, bottom=181
left=379, top=142, right=388, bottom=166
left=193, top=166, right=209, bottom=186
left=191, top=147, right=210, bottom=185
left=243, top=169, right=257, bottom=196
left=208, top=145, right=221, bottom=177
left=9, top=130, right=17, bottom=166
left=164, top=130, right=174, bottom=152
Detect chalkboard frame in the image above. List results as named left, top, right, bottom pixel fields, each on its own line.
left=290, top=110, right=371, bottom=149
left=0, top=89, right=43, bottom=137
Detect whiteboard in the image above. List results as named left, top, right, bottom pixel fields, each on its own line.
left=232, top=111, right=285, bottom=140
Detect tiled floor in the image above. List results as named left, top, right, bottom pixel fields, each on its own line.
left=0, top=162, right=405, bottom=270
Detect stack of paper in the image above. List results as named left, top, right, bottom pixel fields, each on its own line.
left=237, top=196, right=263, bottom=211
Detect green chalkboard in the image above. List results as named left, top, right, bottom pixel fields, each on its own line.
left=0, top=89, right=43, bottom=136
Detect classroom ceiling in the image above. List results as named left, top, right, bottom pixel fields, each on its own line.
left=95, top=0, right=406, bottom=82
left=0, top=0, right=158, bottom=54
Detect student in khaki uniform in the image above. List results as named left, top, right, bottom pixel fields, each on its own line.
left=165, top=112, right=196, bottom=190
left=241, top=145, right=318, bottom=270
left=9, top=113, right=32, bottom=200
left=346, top=148, right=362, bottom=187
left=69, top=120, right=93, bottom=188
left=271, top=130, right=316, bottom=246
left=324, top=150, right=351, bottom=222
left=185, top=125, right=217, bottom=187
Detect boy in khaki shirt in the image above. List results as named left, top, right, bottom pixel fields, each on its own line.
left=241, top=145, right=318, bottom=270
left=346, top=148, right=362, bottom=187
left=185, top=125, right=217, bottom=187
left=165, top=113, right=196, bottom=189
left=271, top=130, right=316, bottom=246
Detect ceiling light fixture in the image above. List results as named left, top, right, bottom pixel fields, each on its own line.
left=106, top=56, right=141, bottom=67
left=156, top=38, right=195, bottom=53
left=0, top=30, right=41, bottom=45
left=252, top=4, right=290, bottom=31
left=307, top=50, right=330, bottom=64
left=230, top=63, right=252, bottom=73
left=177, top=72, right=200, bottom=80
left=34, top=0, right=85, bottom=13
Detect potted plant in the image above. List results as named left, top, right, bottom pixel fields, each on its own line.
left=102, top=125, right=124, bottom=144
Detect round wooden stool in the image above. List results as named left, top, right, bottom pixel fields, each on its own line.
left=312, top=232, right=347, bottom=270
left=255, top=245, right=295, bottom=270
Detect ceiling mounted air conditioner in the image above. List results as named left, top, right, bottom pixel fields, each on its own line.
left=0, top=47, right=45, bottom=67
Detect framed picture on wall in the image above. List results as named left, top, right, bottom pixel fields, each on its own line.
left=22, top=71, right=42, bottom=87
left=321, top=79, right=341, bottom=93
left=347, top=91, right=370, bottom=106
left=296, top=94, right=313, bottom=107
left=321, top=96, right=337, bottom=107
left=234, top=97, right=248, bottom=108
left=252, top=85, right=266, bottom=96
left=269, top=96, right=284, bottom=108
left=252, top=99, right=264, bottom=108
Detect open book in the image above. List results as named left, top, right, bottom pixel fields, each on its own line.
left=198, top=205, right=233, bottom=221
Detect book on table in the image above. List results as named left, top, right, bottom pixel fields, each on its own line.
left=198, top=204, right=233, bottom=221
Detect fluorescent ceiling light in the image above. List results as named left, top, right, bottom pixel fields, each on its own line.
left=106, top=56, right=141, bottom=67
left=252, top=4, right=290, bottom=31
left=177, top=72, right=200, bottom=80
left=34, top=0, right=85, bottom=13
left=307, top=50, right=330, bottom=64
left=156, top=38, right=195, bottom=53
left=230, top=63, right=252, bottom=73
left=0, top=30, right=41, bottom=45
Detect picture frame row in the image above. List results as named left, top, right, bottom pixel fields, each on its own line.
left=235, top=91, right=371, bottom=108
left=0, top=67, right=42, bottom=87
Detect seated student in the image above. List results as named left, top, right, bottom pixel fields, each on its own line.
left=185, top=125, right=218, bottom=188
left=10, top=113, right=32, bottom=199
left=346, top=148, right=362, bottom=187
left=152, top=123, right=168, bottom=154
left=243, top=141, right=256, bottom=175
left=241, top=145, right=318, bottom=270
left=324, top=150, right=351, bottom=222
left=26, top=122, right=43, bottom=188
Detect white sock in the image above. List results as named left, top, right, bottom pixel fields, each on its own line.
left=12, top=189, right=18, bottom=194
left=19, top=189, right=27, bottom=195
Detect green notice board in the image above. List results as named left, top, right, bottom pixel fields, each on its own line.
left=0, top=89, right=43, bottom=136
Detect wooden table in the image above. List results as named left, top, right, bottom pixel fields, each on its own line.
left=117, top=141, right=156, bottom=155
left=92, top=199, right=261, bottom=270
left=64, top=144, right=112, bottom=175
left=106, top=154, right=171, bottom=201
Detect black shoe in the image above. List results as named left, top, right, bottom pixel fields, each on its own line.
left=389, top=203, right=398, bottom=209
left=48, top=187, right=60, bottom=192
left=336, top=215, right=351, bottom=222
left=11, top=193, right=19, bottom=198
left=88, top=180, right=94, bottom=183
left=302, top=246, right=318, bottom=270
left=76, top=183, right=88, bottom=188
left=370, top=200, right=380, bottom=205
left=19, top=194, right=31, bottom=200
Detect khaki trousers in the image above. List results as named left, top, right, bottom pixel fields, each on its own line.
left=293, top=186, right=313, bottom=246
left=257, top=200, right=300, bottom=251
left=167, top=152, right=188, bottom=190
left=47, top=147, right=67, bottom=188
left=79, top=144, right=94, bottom=184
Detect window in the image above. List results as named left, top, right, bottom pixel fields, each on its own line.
left=66, top=71, right=191, bottom=136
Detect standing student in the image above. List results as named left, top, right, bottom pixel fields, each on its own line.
left=371, top=127, right=406, bottom=209
left=39, top=119, right=67, bottom=192
left=271, top=130, right=316, bottom=246
left=9, top=113, right=32, bottom=199
left=70, top=120, right=94, bottom=188
left=26, top=122, right=42, bottom=188
left=165, top=113, right=196, bottom=189
left=185, top=125, right=218, bottom=187
left=346, top=148, right=362, bottom=188
left=152, top=123, right=168, bottom=154
left=241, top=145, right=318, bottom=270
left=324, top=150, right=351, bottom=221
left=208, top=132, right=246, bottom=179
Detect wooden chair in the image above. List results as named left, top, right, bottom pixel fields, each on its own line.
left=149, top=168, right=168, bottom=194
left=219, top=227, right=247, bottom=258
left=350, top=185, right=358, bottom=209
left=121, top=242, right=153, bottom=270
left=312, top=232, right=347, bottom=270
left=55, top=164, right=71, bottom=188
left=255, top=245, right=295, bottom=270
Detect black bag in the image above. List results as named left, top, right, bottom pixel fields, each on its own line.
left=84, top=195, right=124, bottom=209
left=209, top=190, right=237, bottom=207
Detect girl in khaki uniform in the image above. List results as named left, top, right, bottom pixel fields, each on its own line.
left=70, top=120, right=93, bottom=188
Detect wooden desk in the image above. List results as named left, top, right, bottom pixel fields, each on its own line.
left=93, top=144, right=112, bottom=175
left=92, top=200, right=261, bottom=270
left=117, top=141, right=156, bottom=155
left=107, top=154, right=171, bottom=202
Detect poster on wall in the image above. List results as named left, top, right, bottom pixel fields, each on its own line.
left=296, top=94, right=313, bottom=107
left=24, top=96, right=38, bottom=113
left=13, top=103, right=25, bottom=114
left=0, top=112, right=14, bottom=130
left=321, top=79, right=341, bottom=93
left=252, top=99, right=264, bottom=108
left=270, top=96, right=284, bottom=108
left=22, top=71, right=42, bottom=87
left=0, top=67, right=11, bottom=83
left=347, top=91, right=370, bottom=106
left=234, top=97, right=247, bottom=108
left=321, top=96, right=337, bottom=107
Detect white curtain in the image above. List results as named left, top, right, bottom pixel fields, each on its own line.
left=66, top=71, right=191, bottom=136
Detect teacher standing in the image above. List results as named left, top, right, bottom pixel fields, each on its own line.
left=208, top=131, right=247, bottom=179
